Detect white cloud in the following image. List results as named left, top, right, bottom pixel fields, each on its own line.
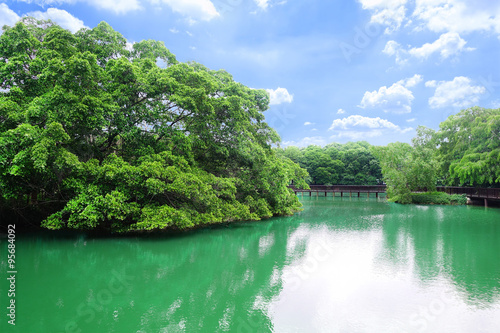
left=384, top=32, right=474, bottom=64
left=253, top=0, right=287, bottom=11
left=169, top=28, right=179, bottom=33
left=358, top=0, right=408, bottom=33
left=304, top=122, right=314, bottom=126
left=426, top=76, right=486, bottom=108
left=154, top=0, right=219, bottom=22
left=337, top=108, right=346, bottom=114
left=282, top=136, right=327, bottom=148
left=406, top=118, right=416, bottom=122
left=425, top=80, right=437, bottom=88
left=413, top=0, right=500, bottom=35
left=266, top=87, right=293, bottom=105
left=383, top=40, right=407, bottom=65
left=359, top=77, right=418, bottom=113
left=397, top=74, right=423, bottom=88
left=0, top=4, right=20, bottom=30
left=29, top=8, right=87, bottom=33
left=361, top=1, right=500, bottom=36
left=286, top=114, right=414, bottom=145
left=408, top=32, right=474, bottom=59
left=383, top=40, right=399, bottom=56
left=254, top=0, right=270, bottom=10
left=329, top=115, right=400, bottom=131
left=329, top=115, right=413, bottom=141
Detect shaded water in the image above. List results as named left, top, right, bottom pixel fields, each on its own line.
left=1, top=196, right=500, bottom=332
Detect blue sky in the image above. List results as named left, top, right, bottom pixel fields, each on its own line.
left=1, top=0, right=499, bottom=146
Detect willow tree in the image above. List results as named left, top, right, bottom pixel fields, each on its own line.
left=0, top=18, right=308, bottom=231
left=372, top=127, right=438, bottom=203
left=435, top=107, right=500, bottom=186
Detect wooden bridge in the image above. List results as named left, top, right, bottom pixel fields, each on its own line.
left=436, top=186, right=500, bottom=206
left=291, top=185, right=387, bottom=198
left=290, top=185, right=500, bottom=206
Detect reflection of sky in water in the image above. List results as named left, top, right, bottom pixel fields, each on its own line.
left=3, top=197, right=500, bottom=333
left=270, top=199, right=500, bottom=332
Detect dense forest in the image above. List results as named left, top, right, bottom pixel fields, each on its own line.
left=0, top=18, right=308, bottom=232
left=276, top=141, right=382, bottom=185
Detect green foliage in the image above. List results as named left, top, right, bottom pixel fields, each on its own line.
left=435, top=107, right=500, bottom=186
left=410, top=192, right=467, bottom=205
left=372, top=133, right=438, bottom=204
left=374, top=108, right=500, bottom=205
left=277, top=141, right=382, bottom=185
left=0, top=19, right=308, bottom=231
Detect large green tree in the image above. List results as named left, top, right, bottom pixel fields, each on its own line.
left=435, top=107, right=500, bottom=186
left=0, top=18, right=308, bottom=231
left=372, top=127, right=438, bottom=204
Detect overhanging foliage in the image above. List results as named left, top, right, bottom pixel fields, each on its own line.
left=0, top=18, right=309, bottom=231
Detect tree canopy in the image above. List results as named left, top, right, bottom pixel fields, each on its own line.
left=371, top=127, right=438, bottom=204
left=373, top=107, right=500, bottom=203
left=277, top=141, right=382, bottom=186
left=0, top=18, right=308, bottom=232
left=435, top=107, right=500, bottom=186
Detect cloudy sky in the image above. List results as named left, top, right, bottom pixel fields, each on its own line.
left=1, top=0, right=499, bottom=146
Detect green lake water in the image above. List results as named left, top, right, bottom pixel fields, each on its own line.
left=2, top=196, right=500, bottom=332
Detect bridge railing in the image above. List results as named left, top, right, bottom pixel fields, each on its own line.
left=436, top=186, right=500, bottom=199
left=290, top=185, right=386, bottom=192
left=289, top=185, right=500, bottom=199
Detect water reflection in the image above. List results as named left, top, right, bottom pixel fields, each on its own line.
left=2, top=197, right=500, bottom=332
left=272, top=198, right=500, bottom=332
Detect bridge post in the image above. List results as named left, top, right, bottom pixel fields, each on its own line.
left=484, top=198, right=488, bottom=207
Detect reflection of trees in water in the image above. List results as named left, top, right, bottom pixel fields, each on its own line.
left=12, top=215, right=306, bottom=332
left=379, top=204, right=500, bottom=305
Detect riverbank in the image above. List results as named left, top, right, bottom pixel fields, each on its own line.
left=409, top=192, right=468, bottom=205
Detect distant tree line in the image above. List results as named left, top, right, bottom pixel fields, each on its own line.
left=276, top=141, right=383, bottom=185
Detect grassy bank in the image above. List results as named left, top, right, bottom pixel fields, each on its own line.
left=410, top=192, right=467, bottom=205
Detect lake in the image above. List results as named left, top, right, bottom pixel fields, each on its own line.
left=2, top=195, right=500, bottom=332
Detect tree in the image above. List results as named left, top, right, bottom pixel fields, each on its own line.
left=0, top=18, right=308, bottom=231
left=276, top=142, right=382, bottom=185
left=435, top=107, right=500, bottom=186
left=372, top=132, right=438, bottom=204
